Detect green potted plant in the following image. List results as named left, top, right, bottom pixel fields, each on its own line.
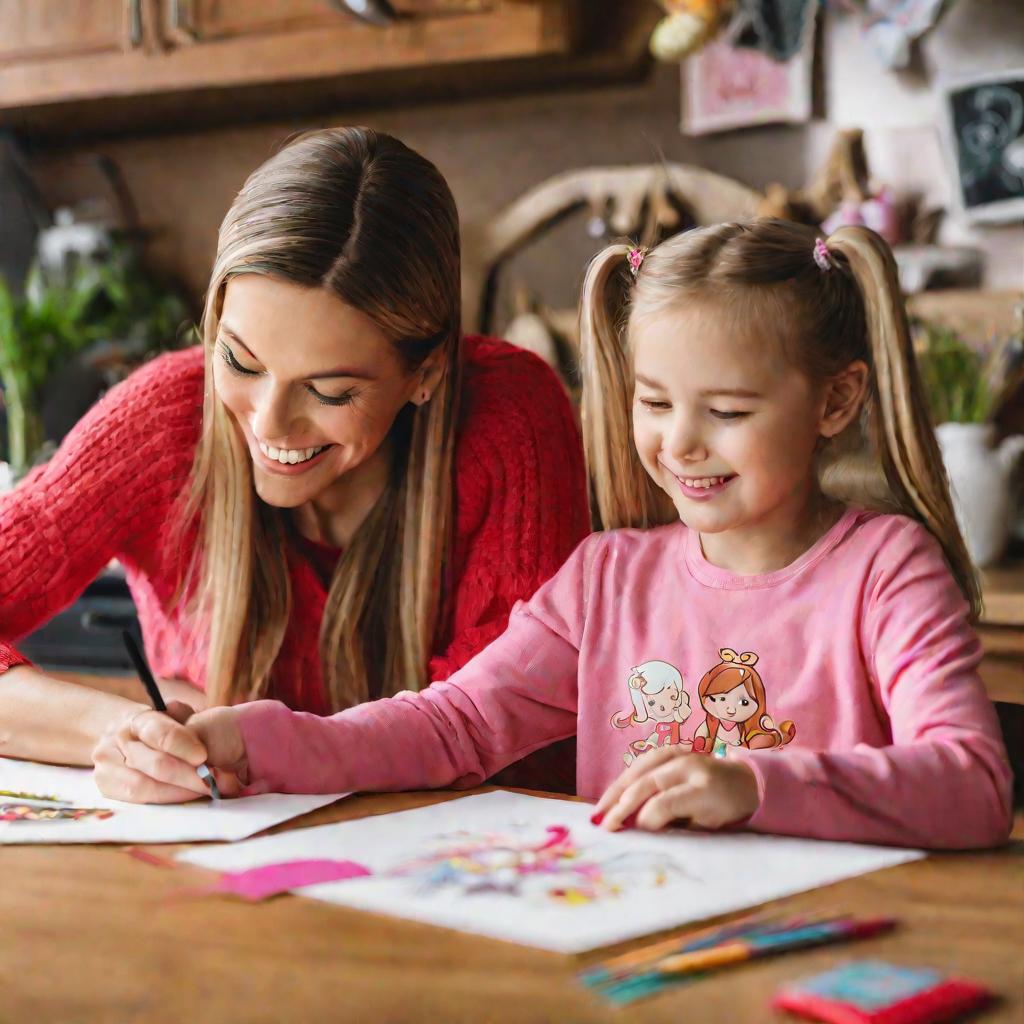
left=0, top=243, right=187, bottom=480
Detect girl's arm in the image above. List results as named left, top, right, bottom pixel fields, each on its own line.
left=231, top=534, right=603, bottom=796
left=738, top=525, right=1013, bottom=850
left=0, top=353, right=200, bottom=764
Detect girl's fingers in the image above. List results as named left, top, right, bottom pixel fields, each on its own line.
left=164, top=700, right=196, bottom=725
left=593, top=746, right=686, bottom=816
left=634, top=784, right=701, bottom=831
left=121, top=740, right=210, bottom=797
left=601, top=759, right=686, bottom=831
left=93, top=761, right=205, bottom=805
left=210, top=768, right=244, bottom=799
left=130, top=708, right=208, bottom=766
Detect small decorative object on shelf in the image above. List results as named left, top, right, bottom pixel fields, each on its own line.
left=917, top=323, right=1024, bottom=568
left=650, top=0, right=734, bottom=61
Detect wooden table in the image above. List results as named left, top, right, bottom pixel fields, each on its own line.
left=980, top=559, right=1024, bottom=706
left=3, top=788, right=1022, bottom=1023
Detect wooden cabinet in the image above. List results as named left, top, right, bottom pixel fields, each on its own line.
left=159, top=0, right=498, bottom=44
left=0, top=0, right=582, bottom=130
left=0, top=0, right=137, bottom=64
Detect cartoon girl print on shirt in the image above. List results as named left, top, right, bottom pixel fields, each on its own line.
left=692, top=649, right=795, bottom=758
left=610, top=660, right=692, bottom=766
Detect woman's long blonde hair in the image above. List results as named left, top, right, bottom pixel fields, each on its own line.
left=579, top=219, right=980, bottom=620
left=181, top=127, right=462, bottom=709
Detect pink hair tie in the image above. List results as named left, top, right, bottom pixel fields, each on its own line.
left=813, top=237, right=836, bottom=271
left=627, top=247, right=646, bottom=278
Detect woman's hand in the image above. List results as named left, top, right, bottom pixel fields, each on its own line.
left=592, top=746, right=760, bottom=832
left=92, top=703, right=248, bottom=804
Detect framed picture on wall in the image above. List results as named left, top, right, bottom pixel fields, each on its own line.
left=680, top=33, right=813, bottom=137
left=942, top=69, right=1024, bottom=225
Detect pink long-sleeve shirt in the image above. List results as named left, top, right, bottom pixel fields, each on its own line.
left=236, top=507, right=1013, bottom=849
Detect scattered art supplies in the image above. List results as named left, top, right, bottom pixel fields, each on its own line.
left=581, top=913, right=898, bottom=1005
left=177, top=791, right=923, bottom=953
left=195, top=858, right=373, bottom=902
left=0, top=756, right=347, bottom=844
left=772, top=960, right=995, bottom=1024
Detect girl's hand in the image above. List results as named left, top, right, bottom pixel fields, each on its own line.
left=593, top=746, right=760, bottom=832
left=92, top=704, right=248, bottom=804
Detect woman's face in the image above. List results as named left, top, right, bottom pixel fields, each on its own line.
left=213, top=274, right=427, bottom=510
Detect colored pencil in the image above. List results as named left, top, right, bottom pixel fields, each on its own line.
left=654, top=917, right=896, bottom=975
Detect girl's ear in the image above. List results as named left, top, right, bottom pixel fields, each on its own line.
left=819, top=360, right=870, bottom=439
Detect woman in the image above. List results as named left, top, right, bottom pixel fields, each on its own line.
left=0, top=127, right=589, bottom=798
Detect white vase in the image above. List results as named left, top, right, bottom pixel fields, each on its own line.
left=936, top=422, right=1024, bottom=569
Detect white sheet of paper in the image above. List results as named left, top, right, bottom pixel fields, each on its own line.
left=0, top=757, right=347, bottom=844
left=178, top=791, right=924, bottom=952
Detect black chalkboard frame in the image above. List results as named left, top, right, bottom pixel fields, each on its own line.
left=941, top=68, right=1024, bottom=226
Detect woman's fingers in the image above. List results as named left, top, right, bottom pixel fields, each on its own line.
left=121, top=739, right=210, bottom=797
left=93, top=760, right=205, bottom=804
left=130, top=708, right=208, bottom=766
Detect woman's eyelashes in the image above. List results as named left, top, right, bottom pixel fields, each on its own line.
left=219, top=340, right=260, bottom=376
left=307, top=386, right=355, bottom=408
left=217, top=340, right=356, bottom=407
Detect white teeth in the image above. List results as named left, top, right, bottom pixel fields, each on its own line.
left=258, top=441, right=326, bottom=465
left=682, top=476, right=726, bottom=488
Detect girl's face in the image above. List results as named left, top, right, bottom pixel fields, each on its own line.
left=702, top=682, right=758, bottom=724
left=631, top=302, right=826, bottom=539
left=214, top=274, right=428, bottom=510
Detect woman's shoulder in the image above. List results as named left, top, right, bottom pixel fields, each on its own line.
left=460, top=335, right=573, bottom=430
left=450, top=335, right=588, bottom=548
left=113, top=346, right=206, bottom=416
left=37, top=347, right=205, bottom=495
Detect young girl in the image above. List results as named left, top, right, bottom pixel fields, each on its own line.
left=110, top=220, right=1012, bottom=850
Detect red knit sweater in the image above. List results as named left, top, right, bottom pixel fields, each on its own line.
left=0, top=337, right=590, bottom=723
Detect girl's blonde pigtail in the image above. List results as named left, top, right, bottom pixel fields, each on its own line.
left=579, top=244, right=674, bottom=531
left=829, top=226, right=982, bottom=620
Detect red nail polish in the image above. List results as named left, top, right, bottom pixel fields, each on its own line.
left=622, top=811, right=639, bottom=830
left=590, top=811, right=604, bottom=825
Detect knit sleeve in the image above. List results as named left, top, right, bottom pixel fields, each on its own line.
left=740, top=522, right=1013, bottom=849
left=0, top=351, right=202, bottom=674
left=428, top=341, right=590, bottom=683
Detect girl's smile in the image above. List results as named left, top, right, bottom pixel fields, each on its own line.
left=667, top=471, right=738, bottom=502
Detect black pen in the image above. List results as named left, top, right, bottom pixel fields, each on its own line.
left=121, top=630, right=220, bottom=800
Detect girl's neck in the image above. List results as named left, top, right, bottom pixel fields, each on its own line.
left=290, top=439, right=393, bottom=549
left=698, top=484, right=845, bottom=576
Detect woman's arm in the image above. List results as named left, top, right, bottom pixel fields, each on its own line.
left=0, top=665, right=147, bottom=765
left=0, top=667, right=206, bottom=766
left=0, top=352, right=201, bottom=764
